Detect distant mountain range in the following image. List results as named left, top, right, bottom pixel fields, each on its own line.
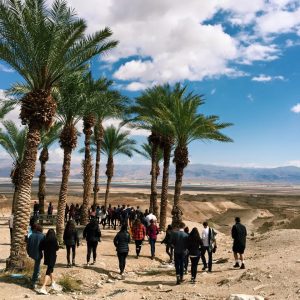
left=1, top=158, right=300, bottom=184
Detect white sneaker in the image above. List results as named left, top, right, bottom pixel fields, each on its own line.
left=38, top=288, right=48, bottom=295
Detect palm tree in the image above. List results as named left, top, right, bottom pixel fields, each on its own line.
left=93, top=89, right=128, bottom=206
left=38, top=122, right=62, bottom=214
left=55, top=72, right=87, bottom=243
left=0, top=0, right=118, bottom=268
left=80, top=73, right=111, bottom=225
left=134, top=143, right=163, bottom=182
left=0, top=100, right=14, bottom=120
left=156, top=85, right=233, bottom=227
left=0, top=121, right=27, bottom=213
left=127, top=87, right=165, bottom=216
left=101, top=125, right=136, bottom=209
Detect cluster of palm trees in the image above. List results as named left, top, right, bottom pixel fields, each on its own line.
left=0, top=0, right=232, bottom=270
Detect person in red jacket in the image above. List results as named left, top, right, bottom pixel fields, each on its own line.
left=131, top=219, right=146, bottom=258
left=146, top=219, right=159, bottom=260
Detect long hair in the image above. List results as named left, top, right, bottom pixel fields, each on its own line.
left=45, top=229, right=57, bottom=241
left=188, top=227, right=201, bottom=244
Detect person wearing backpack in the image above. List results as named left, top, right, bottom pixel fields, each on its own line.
left=26, top=224, right=44, bottom=289
left=63, top=220, right=79, bottom=267
left=83, top=218, right=101, bottom=266
left=200, top=221, right=217, bottom=272
left=114, top=224, right=130, bottom=275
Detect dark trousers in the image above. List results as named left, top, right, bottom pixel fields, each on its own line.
left=174, top=253, right=185, bottom=278
left=117, top=252, right=128, bottom=274
left=184, top=253, right=189, bottom=271
left=201, top=246, right=213, bottom=271
left=135, top=240, right=143, bottom=256
left=149, top=238, right=156, bottom=257
left=166, top=245, right=174, bottom=261
left=87, top=241, right=98, bottom=263
left=66, top=245, right=76, bottom=264
left=190, top=256, right=200, bottom=279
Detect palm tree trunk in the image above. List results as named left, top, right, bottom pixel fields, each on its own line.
left=93, top=122, right=104, bottom=206
left=56, top=147, right=72, bottom=244
left=11, top=163, right=20, bottom=214
left=159, top=142, right=172, bottom=231
left=172, top=145, right=189, bottom=228
left=12, top=185, right=18, bottom=215
left=38, top=148, right=48, bottom=214
left=7, top=125, right=41, bottom=270
left=150, top=142, right=159, bottom=215
left=81, top=117, right=94, bottom=225
left=104, top=156, right=114, bottom=209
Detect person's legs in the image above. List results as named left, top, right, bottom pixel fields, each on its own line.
left=184, top=253, right=189, bottom=274
left=66, top=245, right=71, bottom=266
left=239, top=253, right=245, bottom=269
left=149, top=239, right=156, bottom=258
left=31, top=259, right=41, bottom=287
left=190, top=257, right=197, bottom=280
left=135, top=240, right=142, bottom=257
left=178, top=253, right=185, bottom=280
left=208, top=250, right=213, bottom=272
left=87, top=241, right=92, bottom=264
left=174, top=253, right=180, bottom=283
left=92, top=241, right=98, bottom=263
left=233, top=252, right=240, bottom=267
left=72, top=245, right=76, bottom=265
left=201, top=247, right=208, bottom=269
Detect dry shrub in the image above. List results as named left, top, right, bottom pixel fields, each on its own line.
left=58, top=275, right=82, bottom=292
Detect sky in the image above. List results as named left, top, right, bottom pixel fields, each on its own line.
left=1, top=0, right=300, bottom=168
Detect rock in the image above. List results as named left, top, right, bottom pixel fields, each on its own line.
left=296, top=259, right=300, bottom=263
left=228, top=295, right=264, bottom=300
left=24, top=295, right=30, bottom=299
left=296, top=289, right=300, bottom=294
left=267, top=275, right=272, bottom=279
left=141, top=296, right=146, bottom=299
left=157, top=284, right=163, bottom=289
left=144, top=286, right=151, bottom=291
left=253, top=284, right=268, bottom=291
left=106, top=279, right=114, bottom=283
left=218, top=279, right=230, bottom=286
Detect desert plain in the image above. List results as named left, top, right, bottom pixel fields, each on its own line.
left=0, top=181, right=299, bottom=300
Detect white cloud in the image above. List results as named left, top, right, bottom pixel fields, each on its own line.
left=0, top=64, right=14, bottom=73
left=252, top=74, right=285, bottom=82
left=125, top=82, right=150, bottom=91
left=291, top=103, right=300, bottom=113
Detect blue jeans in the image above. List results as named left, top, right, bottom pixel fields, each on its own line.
left=149, top=238, right=156, bottom=257
left=32, top=259, right=41, bottom=284
left=174, top=253, right=185, bottom=278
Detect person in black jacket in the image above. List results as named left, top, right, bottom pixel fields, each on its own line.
left=83, top=218, right=101, bottom=266
left=63, top=220, right=79, bottom=267
left=232, top=217, right=247, bottom=269
left=114, top=224, right=130, bottom=275
left=187, top=227, right=203, bottom=283
left=161, top=224, right=174, bottom=263
left=38, top=229, right=60, bottom=295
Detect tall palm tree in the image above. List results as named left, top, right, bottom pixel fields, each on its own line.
left=0, top=121, right=27, bottom=213
left=134, top=143, right=163, bottom=182
left=0, top=100, right=14, bottom=120
left=101, top=125, right=136, bottom=209
left=0, top=0, right=118, bottom=268
left=80, top=73, right=111, bottom=225
left=156, top=85, right=233, bottom=227
left=93, top=89, right=128, bottom=206
left=127, top=87, right=164, bottom=216
left=55, top=72, right=87, bottom=243
left=38, top=122, right=62, bottom=214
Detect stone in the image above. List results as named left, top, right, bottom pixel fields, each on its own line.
left=267, top=275, right=272, bottom=279
left=24, top=295, right=30, bottom=299
left=157, top=284, right=163, bottom=289
left=228, top=295, right=264, bottom=300
left=145, top=286, right=151, bottom=291
left=106, top=279, right=114, bottom=283
left=253, top=284, right=268, bottom=291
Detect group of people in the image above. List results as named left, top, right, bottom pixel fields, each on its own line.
left=24, top=202, right=247, bottom=293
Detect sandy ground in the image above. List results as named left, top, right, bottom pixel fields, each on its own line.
left=0, top=185, right=300, bottom=300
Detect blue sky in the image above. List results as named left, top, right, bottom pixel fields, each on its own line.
left=1, top=0, right=300, bottom=168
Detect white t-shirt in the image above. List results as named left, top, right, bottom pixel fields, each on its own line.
left=145, top=213, right=157, bottom=226
left=202, top=227, right=209, bottom=247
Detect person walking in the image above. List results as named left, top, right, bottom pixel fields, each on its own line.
left=38, top=229, right=60, bottom=295
left=114, top=224, right=130, bottom=275
left=131, top=219, right=146, bottom=258
left=33, top=201, right=39, bottom=219
left=232, top=217, right=247, bottom=269
left=83, top=218, right=101, bottom=266
left=26, top=224, right=44, bottom=289
left=187, top=227, right=203, bottom=283
left=145, top=210, right=157, bottom=227
left=47, top=202, right=53, bottom=217
left=146, top=219, right=159, bottom=260
left=63, top=220, right=79, bottom=267
left=171, top=222, right=189, bottom=285
left=201, top=221, right=217, bottom=272
left=184, top=226, right=190, bottom=274
left=161, top=224, right=174, bottom=263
